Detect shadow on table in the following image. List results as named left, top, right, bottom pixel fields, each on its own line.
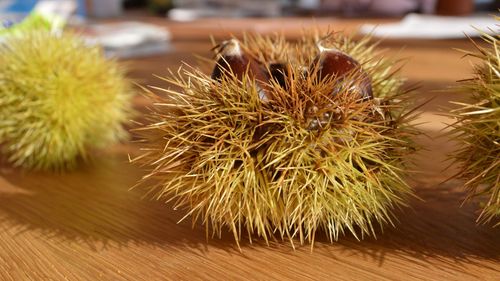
left=0, top=155, right=240, bottom=254
left=312, top=179, right=500, bottom=273
left=0, top=154, right=499, bottom=268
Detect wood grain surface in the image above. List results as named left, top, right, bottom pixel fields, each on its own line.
left=0, top=17, right=499, bottom=280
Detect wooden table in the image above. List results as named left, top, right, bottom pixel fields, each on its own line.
left=1, top=17, right=499, bottom=280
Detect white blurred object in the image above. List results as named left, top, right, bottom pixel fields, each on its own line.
left=169, top=0, right=281, bottom=21
left=35, top=0, right=76, bottom=18
left=169, top=8, right=240, bottom=21
left=84, top=22, right=171, bottom=59
left=297, top=0, right=320, bottom=10
left=319, top=0, right=437, bottom=15
left=34, top=0, right=77, bottom=29
left=360, top=13, right=499, bottom=39
left=368, top=0, right=418, bottom=15
left=367, top=0, right=437, bottom=15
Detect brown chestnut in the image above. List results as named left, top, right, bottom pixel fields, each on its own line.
left=310, top=47, right=373, bottom=100
left=211, top=39, right=269, bottom=100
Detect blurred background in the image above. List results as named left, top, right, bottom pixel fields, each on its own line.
left=1, top=0, right=498, bottom=60
left=0, top=0, right=498, bottom=20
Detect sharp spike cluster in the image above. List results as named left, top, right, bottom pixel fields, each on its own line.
left=132, top=31, right=420, bottom=248
left=448, top=18, right=500, bottom=226
left=0, top=31, right=133, bottom=170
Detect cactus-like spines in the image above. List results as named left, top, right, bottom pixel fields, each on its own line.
left=449, top=25, right=500, bottom=225
left=268, top=62, right=292, bottom=90
left=0, top=32, right=133, bottom=170
left=133, top=32, right=420, bottom=247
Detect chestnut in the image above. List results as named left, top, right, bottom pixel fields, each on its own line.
left=211, top=39, right=270, bottom=100
left=310, top=47, right=373, bottom=100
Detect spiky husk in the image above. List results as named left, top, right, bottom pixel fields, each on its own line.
left=0, top=32, right=133, bottom=170
left=449, top=25, right=500, bottom=225
left=133, top=32, right=419, bottom=247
